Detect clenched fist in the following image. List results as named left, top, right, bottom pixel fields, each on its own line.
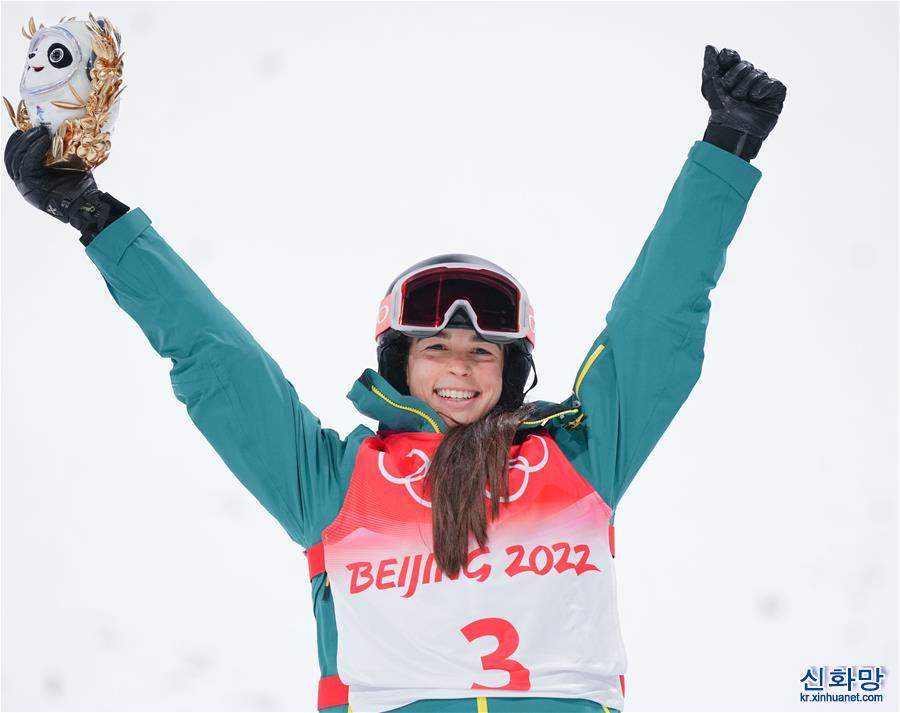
left=701, top=46, right=787, bottom=161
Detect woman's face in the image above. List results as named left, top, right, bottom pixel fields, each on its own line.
left=406, top=328, right=504, bottom=428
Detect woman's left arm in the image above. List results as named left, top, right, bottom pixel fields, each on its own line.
left=568, top=46, right=786, bottom=510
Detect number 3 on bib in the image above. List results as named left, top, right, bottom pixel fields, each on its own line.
left=460, top=617, right=532, bottom=691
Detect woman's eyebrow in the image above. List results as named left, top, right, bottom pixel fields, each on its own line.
left=469, top=337, right=500, bottom=349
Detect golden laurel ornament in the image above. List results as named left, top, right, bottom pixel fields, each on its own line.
left=3, top=14, right=125, bottom=171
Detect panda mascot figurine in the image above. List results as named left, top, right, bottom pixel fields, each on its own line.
left=4, top=14, right=124, bottom=170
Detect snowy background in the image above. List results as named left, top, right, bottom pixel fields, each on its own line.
left=2, top=1, right=897, bottom=711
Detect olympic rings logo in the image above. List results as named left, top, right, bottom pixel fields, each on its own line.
left=377, top=437, right=549, bottom=509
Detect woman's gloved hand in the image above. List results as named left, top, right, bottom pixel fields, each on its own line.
left=4, top=125, right=130, bottom=245
left=701, top=45, right=787, bottom=161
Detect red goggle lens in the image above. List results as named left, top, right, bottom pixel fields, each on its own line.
left=399, top=268, right=521, bottom=332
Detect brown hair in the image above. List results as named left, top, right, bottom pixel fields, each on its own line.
left=425, top=401, right=535, bottom=576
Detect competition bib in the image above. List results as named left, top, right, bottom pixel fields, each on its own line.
left=322, top=431, right=626, bottom=713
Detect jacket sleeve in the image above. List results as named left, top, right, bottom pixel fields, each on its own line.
left=85, top=209, right=364, bottom=548
left=572, top=140, right=762, bottom=510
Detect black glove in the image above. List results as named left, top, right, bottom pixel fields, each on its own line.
left=701, top=45, right=787, bottom=162
left=4, top=126, right=130, bottom=246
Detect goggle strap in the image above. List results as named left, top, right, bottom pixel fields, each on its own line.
left=374, top=294, right=393, bottom=341
left=524, top=352, right=538, bottom=397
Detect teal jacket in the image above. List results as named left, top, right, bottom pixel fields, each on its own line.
left=85, top=140, right=761, bottom=713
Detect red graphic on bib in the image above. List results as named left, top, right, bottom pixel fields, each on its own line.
left=376, top=435, right=549, bottom=508
left=323, top=431, right=611, bottom=548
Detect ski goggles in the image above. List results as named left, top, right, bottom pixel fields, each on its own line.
left=375, top=263, right=535, bottom=347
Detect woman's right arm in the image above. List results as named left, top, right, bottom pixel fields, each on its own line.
left=86, top=208, right=371, bottom=547
left=6, top=127, right=369, bottom=549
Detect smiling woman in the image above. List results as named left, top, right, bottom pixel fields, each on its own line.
left=3, top=29, right=787, bottom=712
left=373, top=255, right=541, bottom=576
left=407, top=329, right=505, bottom=427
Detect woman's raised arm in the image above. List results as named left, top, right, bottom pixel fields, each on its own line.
left=561, top=46, right=784, bottom=511
left=86, top=208, right=373, bottom=547
left=569, top=139, right=762, bottom=510
left=5, top=126, right=371, bottom=548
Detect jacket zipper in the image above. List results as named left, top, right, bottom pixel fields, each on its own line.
left=574, top=343, right=606, bottom=399
left=521, top=407, right=580, bottom=427
left=369, top=385, right=580, bottom=431
left=370, top=385, right=443, bottom=433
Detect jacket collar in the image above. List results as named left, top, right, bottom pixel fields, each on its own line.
left=347, top=368, right=582, bottom=434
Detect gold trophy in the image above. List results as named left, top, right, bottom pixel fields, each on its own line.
left=3, top=13, right=124, bottom=171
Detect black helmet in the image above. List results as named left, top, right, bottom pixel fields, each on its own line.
left=374, top=254, right=536, bottom=410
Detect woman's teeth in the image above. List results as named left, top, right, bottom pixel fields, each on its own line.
left=436, top=389, right=478, bottom=401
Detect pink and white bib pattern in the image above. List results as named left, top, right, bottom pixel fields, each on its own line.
left=322, top=430, right=627, bottom=713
